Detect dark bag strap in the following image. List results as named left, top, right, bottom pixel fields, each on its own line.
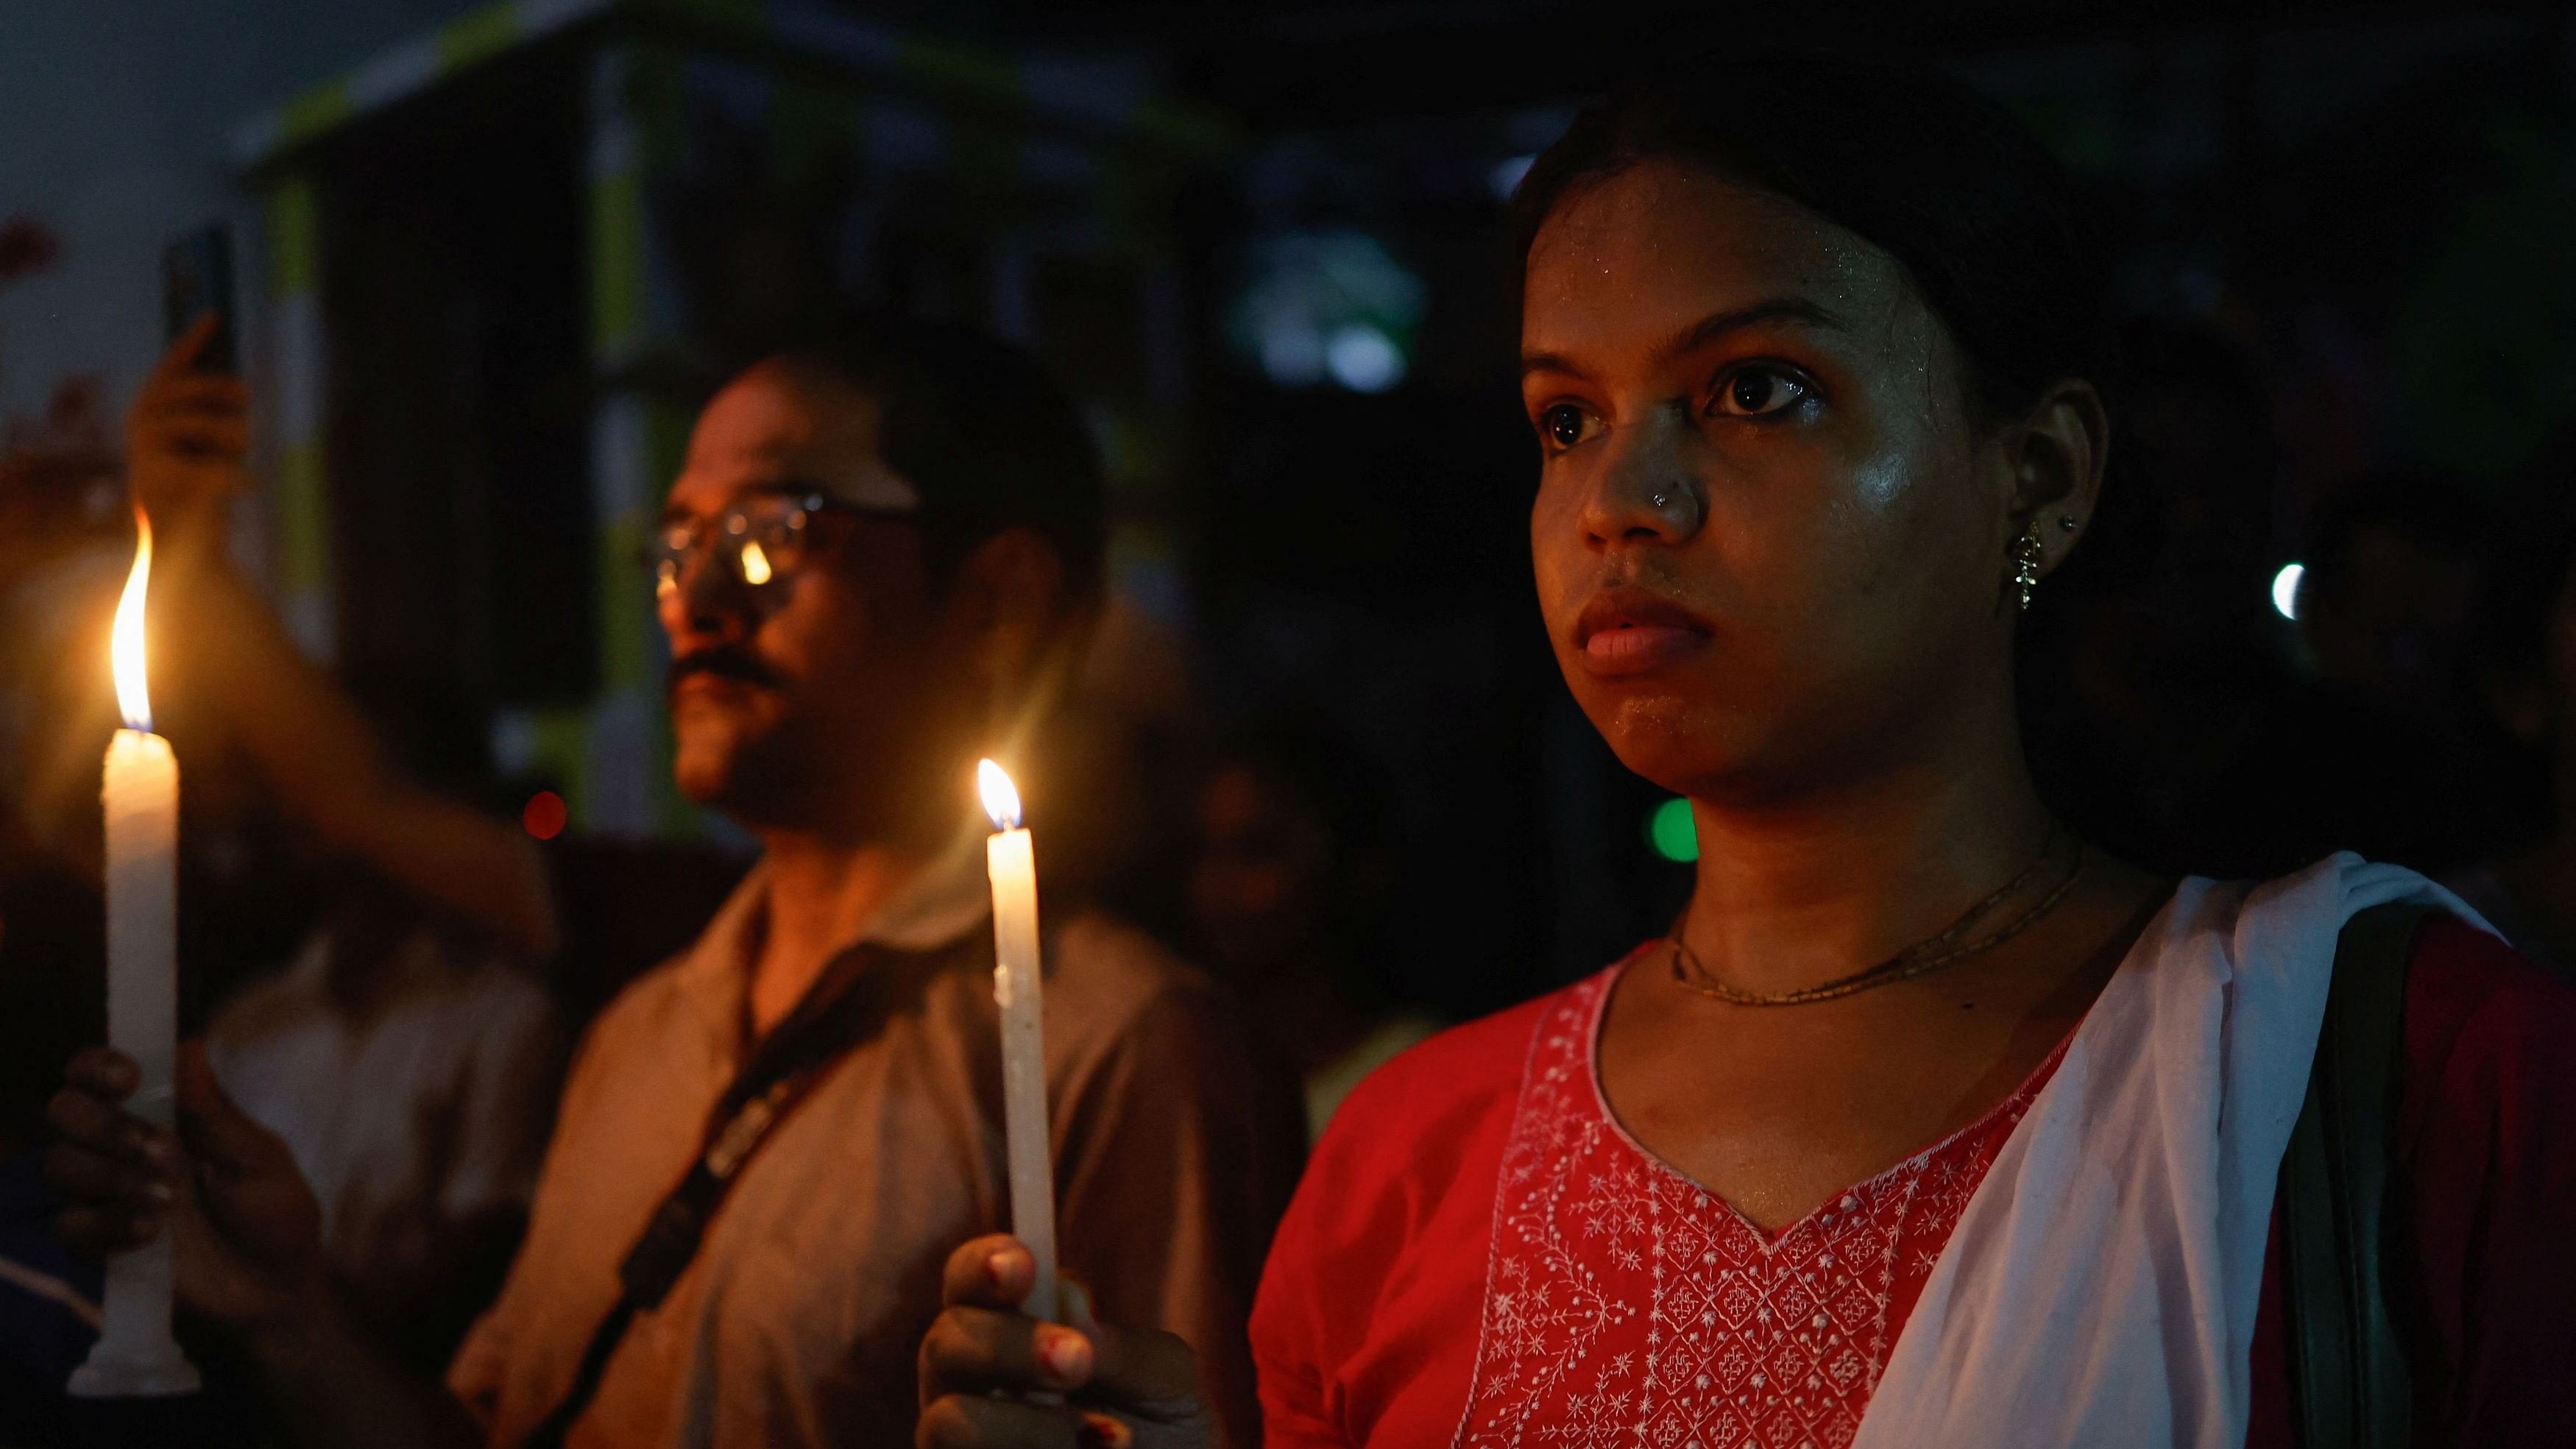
left=2277, top=901, right=2426, bottom=1449
left=520, top=940, right=915, bottom=1449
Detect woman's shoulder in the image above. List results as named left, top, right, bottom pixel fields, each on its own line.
left=1269, top=964, right=1624, bottom=1264
left=1253, top=971, right=1612, bottom=1399
left=2218, top=855, right=2576, bottom=1114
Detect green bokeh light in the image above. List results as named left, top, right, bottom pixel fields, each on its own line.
left=1648, top=796, right=1698, bottom=862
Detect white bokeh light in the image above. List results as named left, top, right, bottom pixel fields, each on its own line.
left=1228, top=228, right=1426, bottom=394
left=1326, top=324, right=1404, bottom=392
left=2271, top=562, right=2305, bottom=621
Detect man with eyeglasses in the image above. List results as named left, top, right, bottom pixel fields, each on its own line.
left=46, top=317, right=1303, bottom=1448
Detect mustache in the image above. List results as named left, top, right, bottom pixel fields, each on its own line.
left=666, top=645, right=782, bottom=693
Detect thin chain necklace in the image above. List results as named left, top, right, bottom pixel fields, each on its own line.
left=1669, top=825, right=2087, bottom=1007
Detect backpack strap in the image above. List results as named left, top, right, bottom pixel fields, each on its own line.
left=2277, top=901, right=2426, bottom=1449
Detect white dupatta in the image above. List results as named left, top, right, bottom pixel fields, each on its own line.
left=1849, top=854, right=2488, bottom=1448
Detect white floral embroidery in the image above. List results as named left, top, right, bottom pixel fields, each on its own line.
left=1455, top=972, right=2047, bottom=1449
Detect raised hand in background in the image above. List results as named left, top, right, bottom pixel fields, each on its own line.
left=121, top=321, right=559, bottom=961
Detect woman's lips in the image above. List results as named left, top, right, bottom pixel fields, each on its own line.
left=1579, top=620, right=1710, bottom=676
left=1573, top=589, right=1715, bottom=678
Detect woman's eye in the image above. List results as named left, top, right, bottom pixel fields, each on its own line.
left=1538, top=403, right=1598, bottom=450
left=1712, top=366, right=1811, bottom=419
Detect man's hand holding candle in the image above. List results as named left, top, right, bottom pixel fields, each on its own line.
left=916, top=1233, right=1214, bottom=1449
left=46, top=1041, right=328, bottom=1337
left=49, top=1041, right=493, bottom=1446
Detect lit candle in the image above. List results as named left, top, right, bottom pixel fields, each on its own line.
left=977, top=759, right=1057, bottom=1322
left=68, top=509, right=201, bottom=1398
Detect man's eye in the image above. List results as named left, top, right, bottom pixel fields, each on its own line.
left=1712, top=366, right=1811, bottom=419
left=1538, top=403, right=1599, bottom=450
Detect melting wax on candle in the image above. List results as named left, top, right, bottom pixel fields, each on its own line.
left=979, top=760, right=1058, bottom=1322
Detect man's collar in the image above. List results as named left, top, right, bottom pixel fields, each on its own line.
left=674, top=822, right=994, bottom=1009
left=860, top=823, right=993, bottom=953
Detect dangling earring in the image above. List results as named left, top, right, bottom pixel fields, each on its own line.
left=2010, top=524, right=2046, bottom=612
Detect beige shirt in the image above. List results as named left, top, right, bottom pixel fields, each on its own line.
left=447, top=843, right=1301, bottom=1448
left=208, top=928, right=557, bottom=1318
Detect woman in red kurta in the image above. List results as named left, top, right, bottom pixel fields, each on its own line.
left=916, top=53, right=2576, bottom=1448
left=1249, top=915, right=2575, bottom=1448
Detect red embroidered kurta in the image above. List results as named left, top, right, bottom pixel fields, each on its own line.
left=1250, top=918, right=2576, bottom=1447
left=1454, top=972, right=2064, bottom=1449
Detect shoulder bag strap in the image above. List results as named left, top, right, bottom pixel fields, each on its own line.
left=518, top=940, right=917, bottom=1449
left=2277, top=900, right=2425, bottom=1449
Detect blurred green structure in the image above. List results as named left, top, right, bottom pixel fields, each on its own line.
left=233, top=0, right=1223, bottom=837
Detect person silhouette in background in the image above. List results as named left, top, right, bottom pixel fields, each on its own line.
left=2221, top=470, right=2506, bottom=874
left=1187, top=718, right=1440, bottom=1140
left=202, top=664, right=563, bottom=1375
left=2445, top=500, right=2576, bottom=979
left=2299, top=472, right=2496, bottom=736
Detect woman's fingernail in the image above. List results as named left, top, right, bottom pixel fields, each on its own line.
left=986, top=1250, right=1014, bottom=1289
left=1036, top=1326, right=1091, bottom=1383
left=141, top=1178, right=173, bottom=1205
left=1076, top=1411, right=1133, bottom=1449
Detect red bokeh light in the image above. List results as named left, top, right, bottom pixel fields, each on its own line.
left=522, top=790, right=567, bottom=841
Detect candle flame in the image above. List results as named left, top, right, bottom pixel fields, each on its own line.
left=739, top=539, right=773, bottom=587
left=110, top=507, right=153, bottom=732
left=977, top=759, right=1022, bottom=831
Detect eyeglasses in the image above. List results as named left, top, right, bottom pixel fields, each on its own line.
left=643, top=492, right=910, bottom=599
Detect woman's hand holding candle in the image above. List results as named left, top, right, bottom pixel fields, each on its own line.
left=915, top=1234, right=1215, bottom=1449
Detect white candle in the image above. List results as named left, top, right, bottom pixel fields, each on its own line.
left=69, top=510, right=201, bottom=1398
left=977, top=759, right=1058, bottom=1323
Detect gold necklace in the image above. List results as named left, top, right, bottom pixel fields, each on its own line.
left=1668, top=828, right=2087, bottom=1007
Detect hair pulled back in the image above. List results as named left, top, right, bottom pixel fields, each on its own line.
left=1510, top=51, right=2112, bottom=428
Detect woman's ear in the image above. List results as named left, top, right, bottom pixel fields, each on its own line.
left=2001, top=378, right=2112, bottom=584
